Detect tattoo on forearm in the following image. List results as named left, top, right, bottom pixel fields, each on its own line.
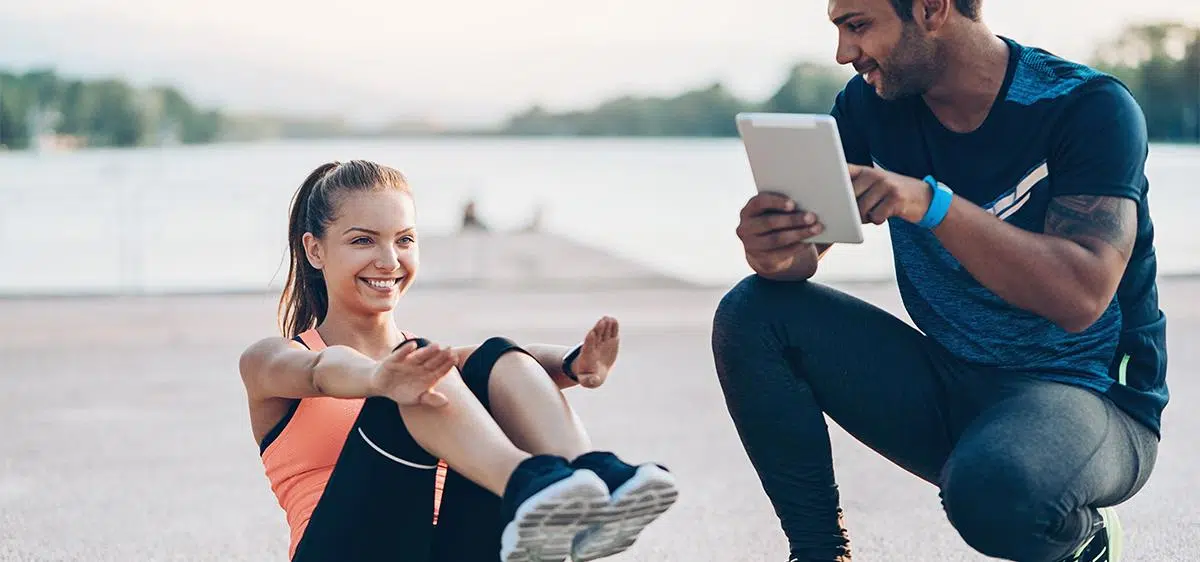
left=1045, top=195, right=1135, bottom=253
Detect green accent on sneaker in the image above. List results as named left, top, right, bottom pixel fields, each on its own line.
left=1070, top=507, right=1123, bottom=562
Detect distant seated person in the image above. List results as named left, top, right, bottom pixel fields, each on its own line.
left=461, top=200, right=489, bottom=232
left=522, top=204, right=545, bottom=233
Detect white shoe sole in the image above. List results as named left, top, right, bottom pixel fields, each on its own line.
left=570, top=464, right=679, bottom=561
left=500, top=469, right=612, bottom=562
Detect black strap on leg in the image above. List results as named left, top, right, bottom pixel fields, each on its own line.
left=460, top=336, right=532, bottom=414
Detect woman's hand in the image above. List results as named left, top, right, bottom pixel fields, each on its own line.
left=368, top=341, right=455, bottom=407
left=570, top=316, right=621, bottom=389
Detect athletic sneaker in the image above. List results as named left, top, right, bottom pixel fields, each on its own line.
left=1064, top=507, right=1124, bottom=562
left=499, top=455, right=613, bottom=562
left=568, top=451, right=679, bottom=561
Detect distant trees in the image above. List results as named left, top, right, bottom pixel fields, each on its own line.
left=1, top=21, right=1197, bottom=150
left=758, top=62, right=852, bottom=115
left=1092, top=22, right=1200, bottom=142
left=504, top=82, right=751, bottom=137
left=502, top=65, right=853, bottom=137
left=501, top=22, right=1200, bottom=144
left=0, top=69, right=221, bottom=150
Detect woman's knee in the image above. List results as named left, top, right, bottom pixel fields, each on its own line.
left=940, top=448, right=1062, bottom=559
left=459, top=336, right=537, bottom=411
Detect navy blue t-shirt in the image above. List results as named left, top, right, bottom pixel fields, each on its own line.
left=829, top=36, right=1168, bottom=436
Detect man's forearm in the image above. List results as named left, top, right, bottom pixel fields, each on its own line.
left=932, top=198, right=1118, bottom=333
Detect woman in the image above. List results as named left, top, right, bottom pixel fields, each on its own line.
left=238, top=160, right=678, bottom=562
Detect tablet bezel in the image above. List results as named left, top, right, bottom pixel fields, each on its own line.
left=735, top=112, right=865, bottom=245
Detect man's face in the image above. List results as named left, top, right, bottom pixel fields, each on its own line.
left=828, top=0, right=942, bottom=100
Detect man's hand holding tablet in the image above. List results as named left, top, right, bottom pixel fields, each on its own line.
left=735, top=193, right=829, bottom=282
left=734, top=112, right=870, bottom=281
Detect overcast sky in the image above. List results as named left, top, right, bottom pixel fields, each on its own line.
left=3, top=0, right=1198, bottom=125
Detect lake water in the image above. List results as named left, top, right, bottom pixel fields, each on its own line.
left=0, top=137, right=1197, bottom=296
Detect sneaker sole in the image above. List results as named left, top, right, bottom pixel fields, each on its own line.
left=571, top=464, right=679, bottom=561
left=500, top=469, right=613, bottom=562
left=1098, top=507, right=1123, bottom=562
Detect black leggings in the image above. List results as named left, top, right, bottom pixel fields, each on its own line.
left=711, top=277, right=1159, bottom=562
left=291, top=336, right=527, bottom=562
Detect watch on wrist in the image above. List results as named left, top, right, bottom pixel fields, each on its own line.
left=561, top=343, right=583, bottom=382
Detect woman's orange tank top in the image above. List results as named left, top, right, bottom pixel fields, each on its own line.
left=258, top=328, right=448, bottom=559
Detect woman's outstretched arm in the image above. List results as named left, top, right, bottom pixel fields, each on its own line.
left=240, top=337, right=378, bottom=400
left=240, top=337, right=453, bottom=404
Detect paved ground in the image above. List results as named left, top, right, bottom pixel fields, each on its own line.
left=1, top=279, right=1197, bottom=561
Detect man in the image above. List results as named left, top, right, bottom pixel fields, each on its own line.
left=711, top=1, right=1167, bottom=561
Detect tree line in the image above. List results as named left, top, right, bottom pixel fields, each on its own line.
left=1, top=22, right=1196, bottom=150
left=501, top=22, right=1200, bottom=143
left=499, top=62, right=849, bottom=137
left=1092, top=22, right=1200, bottom=142
left=0, top=70, right=222, bottom=150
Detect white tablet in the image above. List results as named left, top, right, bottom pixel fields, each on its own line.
left=735, top=112, right=864, bottom=245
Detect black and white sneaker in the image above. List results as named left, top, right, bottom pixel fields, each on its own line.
left=499, top=455, right=613, bottom=562
left=568, top=451, right=679, bottom=561
left=1063, top=507, right=1124, bottom=562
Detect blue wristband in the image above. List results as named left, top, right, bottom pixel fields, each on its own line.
left=918, top=175, right=953, bottom=229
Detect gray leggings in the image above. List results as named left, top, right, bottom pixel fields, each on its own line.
left=711, top=276, right=1158, bottom=562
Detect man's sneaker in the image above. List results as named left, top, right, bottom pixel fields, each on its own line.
left=568, top=451, right=679, bottom=561
left=1066, top=507, right=1124, bottom=562
left=499, top=455, right=613, bottom=562
left=787, top=546, right=852, bottom=562
left=785, top=508, right=853, bottom=562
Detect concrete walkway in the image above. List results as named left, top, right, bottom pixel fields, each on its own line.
left=1, top=279, right=1196, bottom=561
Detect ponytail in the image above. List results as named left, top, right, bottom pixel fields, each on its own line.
left=276, top=159, right=412, bottom=337
left=278, top=162, right=338, bottom=338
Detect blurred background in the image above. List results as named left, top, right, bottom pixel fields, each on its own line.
left=2, top=1, right=1199, bottom=294
left=2, top=2, right=1198, bottom=561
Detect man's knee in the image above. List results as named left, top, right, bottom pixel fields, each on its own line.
left=714, top=274, right=815, bottom=334
left=713, top=276, right=831, bottom=390
left=713, top=275, right=829, bottom=351
left=941, top=448, right=1060, bottom=559
left=713, top=276, right=774, bottom=362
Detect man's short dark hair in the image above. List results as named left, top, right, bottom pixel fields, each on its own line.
left=891, top=0, right=981, bottom=21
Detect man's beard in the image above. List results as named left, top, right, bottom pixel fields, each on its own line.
left=874, top=24, right=942, bottom=100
